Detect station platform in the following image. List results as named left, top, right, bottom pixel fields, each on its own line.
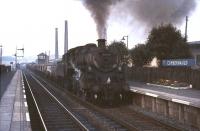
left=129, top=81, right=200, bottom=108
left=129, top=81, right=200, bottom=130
left=0, top=70, right=31, bottom=131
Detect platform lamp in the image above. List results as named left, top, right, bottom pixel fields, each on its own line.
left=121, top=35, right=128, bottom=48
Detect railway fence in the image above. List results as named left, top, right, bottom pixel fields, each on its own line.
left=126, top=67, right=200, bottom=89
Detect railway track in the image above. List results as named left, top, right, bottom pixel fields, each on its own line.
left=23, top=70, right=130, bottom=131
left=24, top=69, right=181, bottom=131
left=103, top=106, right=180, bottom=131
left=23, top=71, right=90, bottom=131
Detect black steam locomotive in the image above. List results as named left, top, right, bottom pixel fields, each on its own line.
left=32, top=39, right=130, bottom=105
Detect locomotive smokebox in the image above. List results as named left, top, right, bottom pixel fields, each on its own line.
left=97, top=39, right=106, bottom=48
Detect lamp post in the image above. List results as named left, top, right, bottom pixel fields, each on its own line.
left=0, top=45, right=2, bottom=65
left=121, top=35, right=128, bottom=48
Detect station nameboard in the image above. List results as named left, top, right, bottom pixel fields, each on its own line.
left=162, top=59, right=195, bottom=67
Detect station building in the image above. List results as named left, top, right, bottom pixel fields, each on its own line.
left=36, top=53, right=49, bottom=71
left=37, top=53, right=49, bottom=64
left=188, top=41, right=200, bottom=69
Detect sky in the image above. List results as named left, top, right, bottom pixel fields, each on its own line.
left=0, top=0, right=200, bottom=63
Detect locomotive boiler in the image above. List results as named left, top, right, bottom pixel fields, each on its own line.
left=62, top=39, right=130, bottom=105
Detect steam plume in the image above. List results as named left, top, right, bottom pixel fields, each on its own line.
left=82, top=0, right=119, bottom=39
left=82, top=0, right=196, bottom=39
left=117, top=0, right=196, bottom=28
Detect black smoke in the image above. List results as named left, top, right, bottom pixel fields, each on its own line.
left=117, top=0, right=196, bottom=28
left=82, top=0, right=120, bottom=39
left=82, top=0, right=196, bottom=38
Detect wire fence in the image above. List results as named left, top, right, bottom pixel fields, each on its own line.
left=126, top=67, right=200, bottom=89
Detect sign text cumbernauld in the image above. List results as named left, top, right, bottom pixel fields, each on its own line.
left=162, top=59, right=195, bottom=67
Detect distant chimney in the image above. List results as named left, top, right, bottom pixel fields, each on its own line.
left=55, top=28, right=58, bottom=59
left=64, top=20, right=68, bottom=54
left=97, top=39, right=106, bottom=48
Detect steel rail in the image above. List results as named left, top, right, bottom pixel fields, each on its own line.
left=23, top=71, right=48, bottom=131
left=29, top=71, right=89, bottom=131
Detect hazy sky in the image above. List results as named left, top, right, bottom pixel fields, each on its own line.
left=0, top=0, right=200, bottom=62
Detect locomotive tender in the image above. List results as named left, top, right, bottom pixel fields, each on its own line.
left=32, top=39, right=130, bottom=105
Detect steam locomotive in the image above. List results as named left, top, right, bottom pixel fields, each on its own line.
left=31, top=39, right=130, bottom=105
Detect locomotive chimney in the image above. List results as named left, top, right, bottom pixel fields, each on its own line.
left=97, top=39, right=106, bottom=48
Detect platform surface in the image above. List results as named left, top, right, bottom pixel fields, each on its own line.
left=129, top=81, right=200, bottom=108
left=0, top=70, right=31, bottom=131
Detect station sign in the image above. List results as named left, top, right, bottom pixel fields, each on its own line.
left=162, top=59, right=195, bottom=67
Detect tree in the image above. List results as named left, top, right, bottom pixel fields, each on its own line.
left=146, top=24, right=192, bottom=65
left=130, top=44, right=152, bottom=67
left=108, top=41, right=129, bottom=64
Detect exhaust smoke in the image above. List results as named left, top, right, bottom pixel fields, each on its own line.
left=116, top=0, right=196, bottom=28
left=82, top=0, right=196, bottom=38
left=82, top=0, right=120, bottom=39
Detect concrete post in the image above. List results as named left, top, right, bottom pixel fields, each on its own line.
left=141, top=95, right=145, bottom=108
left=197, top=110, right=200, bottom=129
left=152, top=98, right=157, bottom=112
left=178, top=105, right=184, bottom=123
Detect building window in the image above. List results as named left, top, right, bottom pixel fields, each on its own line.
left=38, top=55, right=45, bottom=59
left=197, top=54, right=200, bottom=66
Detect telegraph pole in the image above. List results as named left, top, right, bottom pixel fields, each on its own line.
left=185, top=16, right=188, bottom=42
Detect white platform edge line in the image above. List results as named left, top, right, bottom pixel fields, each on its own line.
left=24, top=102, right=28, bottom=107
left=172, top=98, right=190, bottom=105
left=130, top=88, right=138, bottom=92
left=130, top=86, right=192, bottom=106
left=26, top=112, right=30, bottom=121
left=145, top=92, right=158, bottom=98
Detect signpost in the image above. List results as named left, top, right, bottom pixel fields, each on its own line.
left=162, top=59, right=195, bottom=67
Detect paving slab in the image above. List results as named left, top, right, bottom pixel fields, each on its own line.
left=0, top=70, right=31, bottom=131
